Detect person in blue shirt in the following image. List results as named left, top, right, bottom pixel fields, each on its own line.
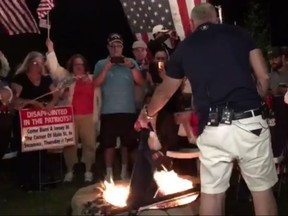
left=94, top=33, right=144, bottom=180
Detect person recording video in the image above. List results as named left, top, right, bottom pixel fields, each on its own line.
left=148, top=24, right=180, bottom=56
left=146, top=49, right=184, bottom=153
left=94, top=33, right=144, bottom=181
left=148, top=49, right=168, bottom=86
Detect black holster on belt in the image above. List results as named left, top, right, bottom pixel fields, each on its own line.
left=260, top=102, right=269, bottom=119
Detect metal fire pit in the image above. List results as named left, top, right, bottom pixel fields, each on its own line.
left=82, top=177, right=199, bottom=216
left=81, top=129, right=200, bottom=216
left=138, top=184, right=200, bottom=211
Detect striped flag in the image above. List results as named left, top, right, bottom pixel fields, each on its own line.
left=135, top=32, right=154, bottom=44
left=0, top=0, right=40, bottom=36
left=120, top=0, right=208, bottom=44
left=36, top=0, right=55, bottom=19
left=169, top=0, right=208, bottom=40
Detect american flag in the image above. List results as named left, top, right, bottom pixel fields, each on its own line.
left=0, top=0, right=40, bottom=36
left=120, top=0, right=208, bottom=43
left=36, top=0, right=55, bottom=19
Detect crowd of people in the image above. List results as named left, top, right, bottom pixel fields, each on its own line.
left=1, top=3, right=288, bottom=215
left=0, top=20, right=194, bottom=191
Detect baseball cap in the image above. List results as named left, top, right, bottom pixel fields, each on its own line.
left=152, top=24, right=169, bottom=35
left=132, top=40, right=147, bottom=49
left=107, top=33, right=123, bottom=44
left=267, top=47, right=282, bottom=58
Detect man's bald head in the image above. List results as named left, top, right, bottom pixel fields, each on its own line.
left=190, top=3, right=218, bottom=31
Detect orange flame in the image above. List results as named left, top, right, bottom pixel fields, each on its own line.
left=100, top=179, right=129, bottom=207
left=152, top=167, right=199, bottom=207
left=100, top=168, right=198, bottom=208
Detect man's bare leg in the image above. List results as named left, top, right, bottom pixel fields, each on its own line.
left=251, top=188, right=277, bottom=215
left=105, top=148, right=115, bottom=180
left=120, top=146, right=128, bottom=179
left=199, top=192, right=226, bottom=215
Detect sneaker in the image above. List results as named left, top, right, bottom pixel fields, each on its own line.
left=84, top=171, right=93, bottom=182
left=63, top=172, right=73, bottom=182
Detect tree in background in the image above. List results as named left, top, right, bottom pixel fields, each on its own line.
left=243, top=0, right=270, bottom=55
left=211, top=0, right=270, bottom=55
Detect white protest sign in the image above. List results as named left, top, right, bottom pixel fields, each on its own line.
left=19, top=106, right=75, bottom=152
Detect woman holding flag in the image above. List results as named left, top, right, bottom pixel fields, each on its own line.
left=45, top=39, right=101, bottom=183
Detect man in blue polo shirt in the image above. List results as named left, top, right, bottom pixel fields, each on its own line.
left=137, top=3, right=277, bottom=216
left=94, top=33, right=144, bottom=181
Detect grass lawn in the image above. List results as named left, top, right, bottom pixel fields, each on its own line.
left=0, top=181, right=79, bottom=215
left=1, top=155, right=288, bottom=215
left=0, top=149, right=112, bottom=216
left=0, top=159, right=86, bottom=215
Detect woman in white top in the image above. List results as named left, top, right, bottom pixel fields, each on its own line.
left=46, top=39, right=101, bottom=182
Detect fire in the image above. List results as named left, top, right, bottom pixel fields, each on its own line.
left=153, top=169, right=193, bottom=195
left=153, top=168, right=199, bottom=207
left=101, top=180, right=129, bottom=207
left=99, top=168, right=198, bottom=208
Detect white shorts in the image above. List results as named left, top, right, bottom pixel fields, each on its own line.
left=197, top=115, right=278, bottom=194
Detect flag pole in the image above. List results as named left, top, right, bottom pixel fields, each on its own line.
left=47, top=12, right=50, bottom=39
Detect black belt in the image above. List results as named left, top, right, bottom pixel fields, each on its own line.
left=233, top=108, right=262, bottom=120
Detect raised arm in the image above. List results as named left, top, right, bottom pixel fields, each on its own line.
left=124, top=58, right=145, bottom=86
left=93, top=61, right=113, bottom=87
left=45, top=39, right=69, bottom=81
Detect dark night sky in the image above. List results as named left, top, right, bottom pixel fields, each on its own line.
left=0, top=0, right=287, bottom=75
left=0, top=0, right=136, bottom=72
left=269, top=0, right=288, bottom=46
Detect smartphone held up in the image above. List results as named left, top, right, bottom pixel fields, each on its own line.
left=158, top=61, right=165, bottom=71
left=110, top=56, right=125, bottom=64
